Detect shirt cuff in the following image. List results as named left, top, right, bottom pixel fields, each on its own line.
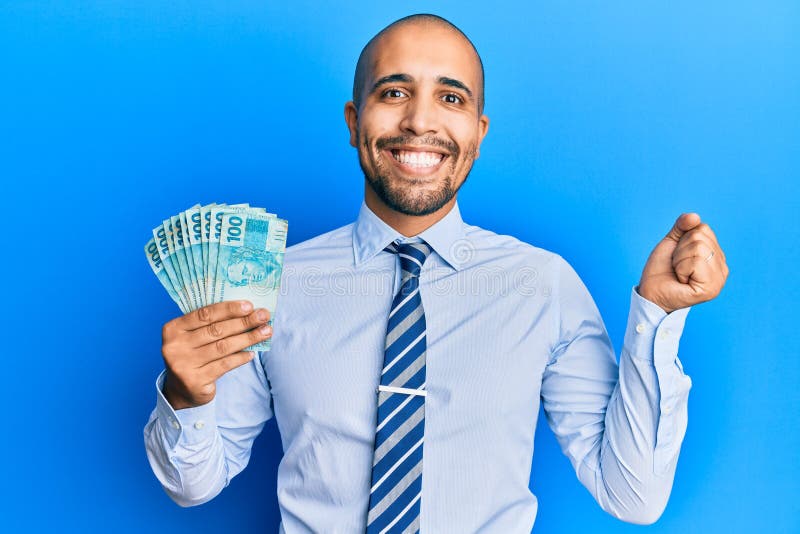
left=155, top=369, right=218, bottom=449
left=623, top=285, right=691, bottom=368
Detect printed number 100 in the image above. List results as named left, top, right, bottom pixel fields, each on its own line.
left=226, top=216, right=243, bottom=242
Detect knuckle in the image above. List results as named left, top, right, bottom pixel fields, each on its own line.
left=673, top=255, right=689, bottom=266
left=688, top=233, right=704, bottom=245
left=214, top=338, right=229, bottom=356
left=197, top=306, right=212, bottom=323
left=207, top=322, right=224, bottom=339
left=241, top=315, right=253, bottom=330
left=200, top=384, right=216, bottom=401
left=161, top=322, right=174, bottom=340
left=161, top=343, right=176, bottom=361
left=675, top=259, right=692, bottom=272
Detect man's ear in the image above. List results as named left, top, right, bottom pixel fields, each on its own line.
left=344, top=101, right=359, bottom=148
left=474, top=114, right=490, bottom=158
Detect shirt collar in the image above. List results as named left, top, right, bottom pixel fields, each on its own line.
left=352, top=201, right=469, bottom=271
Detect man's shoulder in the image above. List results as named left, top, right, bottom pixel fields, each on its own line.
left=463, top=222, right=563, bottom=268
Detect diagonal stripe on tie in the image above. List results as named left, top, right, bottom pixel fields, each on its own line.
left=385, top=314, right=425, bottom=362
left=371, top=430, right=423, bottom=495
left=385, top=304, right=424, bottom=348
left=367, top=241, right=432, bottom=533
left=381, top=333, right=425, bottom=377
left=367, top=459, right=422, bottom=521
left=388, top=286, right=421, bottom=325
left=377, top=381, right=425, bottom=432
left=385, top=352, right=425, bottom=390
left=389, top=287, right=419, bottom=319
left=373, top=404, right=425, bottom=464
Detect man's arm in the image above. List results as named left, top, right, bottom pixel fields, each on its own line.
left=143, top=301, right=275, bottom=507
left=540, top=256, right=692, bottom=525
left=143, top=356, right=273, bottom=507
left=540, top=213, right=727, bottom=524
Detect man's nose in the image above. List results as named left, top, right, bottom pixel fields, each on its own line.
left=399, top=95, right=440, bottom=136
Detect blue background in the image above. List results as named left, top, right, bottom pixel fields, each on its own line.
left=1, top=1, right=797, bottom=532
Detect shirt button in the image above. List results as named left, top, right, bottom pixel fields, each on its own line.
left=170, top=419, right=180, bottom=430
left=663, top=405, right=672, bottom=415
left=659, top=328, right=672, bottom=339
left=194, top=421, right=205, bottom=430
left=635, top=323, right=645, bottom=334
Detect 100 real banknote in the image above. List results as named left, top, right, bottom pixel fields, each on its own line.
left=145, top=203, right=288, bottom=351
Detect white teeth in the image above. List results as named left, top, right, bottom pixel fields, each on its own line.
left=392, top=150, right=443, bottom=167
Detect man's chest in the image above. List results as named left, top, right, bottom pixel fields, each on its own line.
left=264, top=275, right=557, bottom=440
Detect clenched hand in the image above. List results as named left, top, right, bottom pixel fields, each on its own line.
left=638, top=213, right=729, bottom=313
left=160, top=300, right=272, bottom=410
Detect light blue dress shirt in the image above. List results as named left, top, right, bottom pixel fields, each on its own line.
left=144, top=201, right=693, bottom=532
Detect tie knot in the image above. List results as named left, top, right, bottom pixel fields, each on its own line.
left=385, top=241, right=432, bottom=278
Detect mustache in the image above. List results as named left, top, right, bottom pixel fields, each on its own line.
left=375, top=135, right=458, bottom=156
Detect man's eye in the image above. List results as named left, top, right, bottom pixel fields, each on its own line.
left=383, top=89, right=406, bottom=98
left=443, top=93, right=463, bottom=104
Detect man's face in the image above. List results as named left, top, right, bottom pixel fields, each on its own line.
left=345, top=24, right=489, bottom=216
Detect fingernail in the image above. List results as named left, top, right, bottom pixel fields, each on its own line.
left=256, top=309, right=268, bottom=321
left=259, top=325, right=272, bottom=336
left=241, top=301, right=253, bottom=312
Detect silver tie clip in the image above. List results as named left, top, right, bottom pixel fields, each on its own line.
left=377, top=385, right=427, bottom=397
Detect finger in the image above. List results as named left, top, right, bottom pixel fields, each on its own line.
left=673, top=253, right=714, bottom=285
left=665, top=212, right=702, bottom=243
left=188, top=308, right=271, bottom=348
left=688, top=222, right=727, bottom=263
left=200, top=351, right=257, bottom=383
left=198, top=323, right=273, bottom=363
left=673, top=236, right=716, bottom=264
left=175, top=300, right=254, bottom=332
left=695, top=222, right=718, bottom=243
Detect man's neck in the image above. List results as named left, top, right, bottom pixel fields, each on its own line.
left=364, top=184, right=456, bottom=237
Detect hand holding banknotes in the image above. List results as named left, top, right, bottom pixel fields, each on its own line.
left=145, top=202, right=288, bottom=410
left=160, top=300, right=272, bottom=410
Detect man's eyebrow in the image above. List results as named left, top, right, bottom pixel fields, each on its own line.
left=370, top=73, right=413, bottom=94
left=368, top=73, right=475, bottom=101
left=437, top=76, right=473, bottom=99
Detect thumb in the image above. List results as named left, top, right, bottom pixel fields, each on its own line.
left=665, top=212, right=702, bottom=243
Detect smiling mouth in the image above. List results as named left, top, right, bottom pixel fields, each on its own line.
left=385, top=148, right=449, bottom=175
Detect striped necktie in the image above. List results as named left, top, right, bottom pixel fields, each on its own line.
left=366, top=241, right=432, bottom=534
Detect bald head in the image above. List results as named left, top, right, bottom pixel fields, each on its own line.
left=352, top=14, right=485, bottom=113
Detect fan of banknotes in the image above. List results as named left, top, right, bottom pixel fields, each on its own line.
left=144, top=203, right=288, bottom=350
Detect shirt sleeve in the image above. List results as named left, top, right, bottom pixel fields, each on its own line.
left=540, top=255, right=692, bottom=525
left=142, top=353, right=274, bottom=507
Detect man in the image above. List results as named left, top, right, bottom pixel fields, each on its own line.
left=144, top=13, right=728, bottom=533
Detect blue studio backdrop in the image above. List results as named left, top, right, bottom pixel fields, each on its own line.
left=1, top=1, right=797, bottom=532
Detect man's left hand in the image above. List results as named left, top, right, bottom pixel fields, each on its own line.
left=638, top=213, right=729, bottom=313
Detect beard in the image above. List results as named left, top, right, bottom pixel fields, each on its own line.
left=358, top=134, right=475, bottom=216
